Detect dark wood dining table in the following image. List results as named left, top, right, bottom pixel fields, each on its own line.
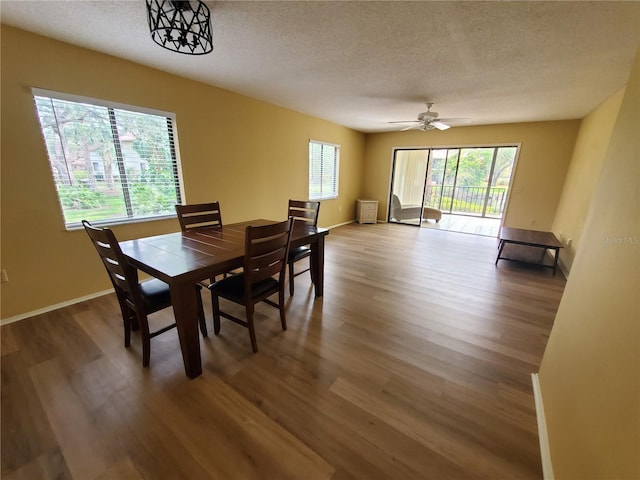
left=119, top=219, right=329, bottom=378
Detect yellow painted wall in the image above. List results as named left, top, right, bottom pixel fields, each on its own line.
left=0, top=25, right=365, bottom=319
left=539, top=48, right=639, bottom=478
left=363, top=121, right=580, bottom=229
left=552, top=89, right=625, bottom=272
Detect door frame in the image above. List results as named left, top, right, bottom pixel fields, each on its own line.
left=386, top=143, right=522, bottom=230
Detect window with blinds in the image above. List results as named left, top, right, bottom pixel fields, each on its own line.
left=32, top=89, right=183, bottom=229
left=309, top=140, right=339, bottom=200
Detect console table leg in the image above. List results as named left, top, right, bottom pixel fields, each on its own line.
left=552, top=248, right=559, bottom=275
left=495, top=241, right=505, bottom=266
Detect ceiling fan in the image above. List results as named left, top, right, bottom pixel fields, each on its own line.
left=389, top=102, right=470, bottom=131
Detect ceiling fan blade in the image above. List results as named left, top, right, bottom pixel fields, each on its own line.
left=388, top=120, right=420, bottom=124
left=400, top=124, right=421, bottom=131
left=431, top=121, right=451, bottom=131
left=436, top=117, right=471, bottom=124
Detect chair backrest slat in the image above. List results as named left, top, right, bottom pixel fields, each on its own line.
left=82, top=220, right=138, bottom=298
left=251, top=235, right=290, bottom=258
left=288, top=200, right=320, bottom=227
left=251, top=249, right=285, bottom=271
left=243, top=218, right=293, bottom=289
left=175, top=202, right=223, bottom=231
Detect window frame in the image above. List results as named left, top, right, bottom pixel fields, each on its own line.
left=308, top=139, right=340, bottom=201
left=32, top=88, right=186, bottom=230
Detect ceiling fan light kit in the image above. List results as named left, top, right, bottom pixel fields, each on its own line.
left=390, top=102, right=469, bottom=132
left=146, top=0, right=213, bottom=55
left=418, top=103, right=438, bottom=120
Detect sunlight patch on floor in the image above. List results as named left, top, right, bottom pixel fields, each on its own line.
left=421, top=214, right=501, bottom=237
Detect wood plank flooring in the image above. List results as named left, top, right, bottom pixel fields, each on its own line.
left=421, top=214, right=502, bottom=237
left=1, top=223, right=566, bottom=479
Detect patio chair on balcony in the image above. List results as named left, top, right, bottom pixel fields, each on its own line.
left=390, top=194, right=441, bottom=223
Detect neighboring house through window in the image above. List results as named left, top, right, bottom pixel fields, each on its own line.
left=309, top=139, right=339, bottom=200
left=32, top=88, right=184, bottom=229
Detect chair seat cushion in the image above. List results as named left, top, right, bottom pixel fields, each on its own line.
left=139, top=278, right=172, bottom=310
left=139, top=278, right=201, bottom=311
left=423, top=207, right=442, bottom=221
left=288, top=245, right=311, bottom=262
left=209, top=273, right=279, bottom=302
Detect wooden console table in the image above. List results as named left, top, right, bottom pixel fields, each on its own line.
left=496, top=227, right=563, bottom=275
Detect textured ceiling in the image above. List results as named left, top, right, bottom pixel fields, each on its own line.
left=1, top=1, right=639, bottom=132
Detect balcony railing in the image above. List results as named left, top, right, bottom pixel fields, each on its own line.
left=425, top=185, right=508, bottom=217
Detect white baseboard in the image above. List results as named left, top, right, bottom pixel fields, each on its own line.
left=558, top=257, right=570, bottom=279
left=1, top=289, right=113, bottom=326
left=327, top=219, right=356, bottom=229
left=532, top=373, right=555, bottom=480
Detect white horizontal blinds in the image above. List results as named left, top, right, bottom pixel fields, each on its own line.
left=33, top=94, right=181, bottom=228
left=111, top=108, right=181, bottom=216
left=309, top=140, right=339, bottom=200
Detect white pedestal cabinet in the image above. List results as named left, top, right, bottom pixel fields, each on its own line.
left=356, top=199, right=378, bottom=224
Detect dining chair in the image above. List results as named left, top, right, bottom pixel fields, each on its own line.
left=82, top=220, right=208, bottom=367
left=175, top=201, right=233, bottom=285
left=287, top=199, right=321, bottom=296
left=175, top=201, right=222, bottom=231
left=208, top=218, right=294, bottom=353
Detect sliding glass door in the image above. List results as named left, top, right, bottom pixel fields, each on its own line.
left=389, top=149, right=429, bottom=226
left=389, top=145, right=517, bottom=225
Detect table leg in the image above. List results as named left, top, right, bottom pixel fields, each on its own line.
left=311, top=236, right=325, bottom=297
left=552, top=247, right=559, bottom=275
left=495, top=240, right=506, bottom=266
left=170, top=282, right=203, bottom=378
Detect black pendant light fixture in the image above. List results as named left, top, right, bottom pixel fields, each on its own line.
left=146, top=0, right=213, bottom=55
